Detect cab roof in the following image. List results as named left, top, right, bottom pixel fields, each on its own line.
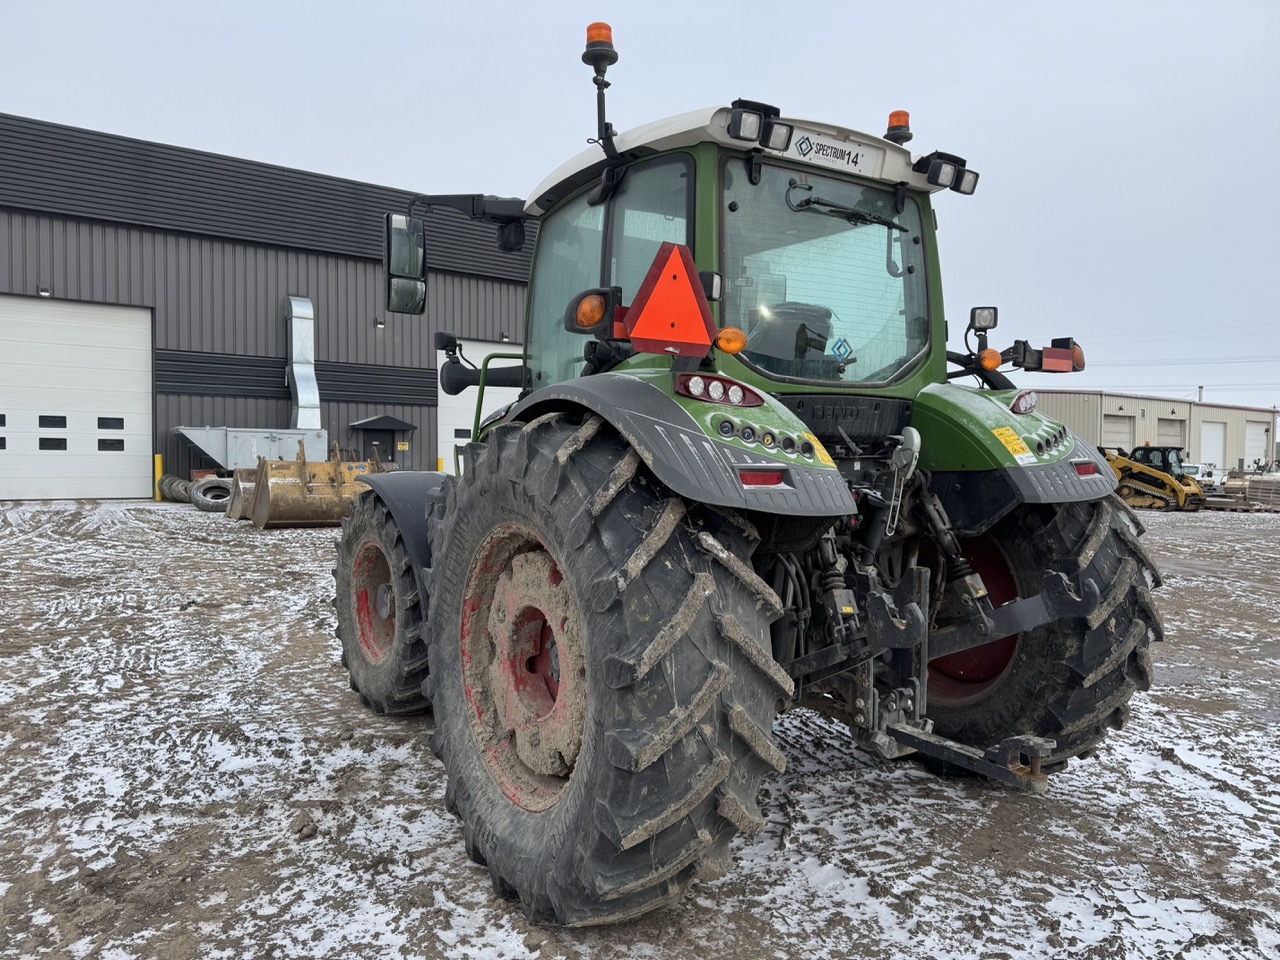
left=525, top=104, right=948, bottom=217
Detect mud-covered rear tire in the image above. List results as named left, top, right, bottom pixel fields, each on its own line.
left=928, top=494, right=1163, bottom=766
left=334, top=492, right=431, bottom=715
left=425, top=414, right=791, bottom=926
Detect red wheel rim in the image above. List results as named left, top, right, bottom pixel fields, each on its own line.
left=460, top=524, right=586, bottom=813
left=352, top=541, right=394, bottom=663
left=929, top=534, right=1019, bottom=702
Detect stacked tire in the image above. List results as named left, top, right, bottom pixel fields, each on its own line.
left=159, top=474, right=192, bottom=503
left=159, top=473, right=233, bottom=512
left=190, top=476, right=233, bottom=512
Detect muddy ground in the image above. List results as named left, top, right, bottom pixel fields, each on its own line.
left=0, top=500, right=1276, bottom=959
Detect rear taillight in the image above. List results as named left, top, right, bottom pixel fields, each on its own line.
left=739, top=470, right=786, bottom=487
left=1010, top=390, right=1038, bottom=415
left=676, top=374, right=764, bottom=407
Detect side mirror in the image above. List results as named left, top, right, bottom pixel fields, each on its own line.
left=385, top=213, right=427, bottom=314
left=497, top=220, right=526, bottom=253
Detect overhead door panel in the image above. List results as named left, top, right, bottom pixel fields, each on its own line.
left=1245, top=421, right=1270, bottom=469
left=1156, top=418, right=1185, bottom=447
left=434, top=339, right=523, bottom=475
left=0, top=295, right=153, bottom=499
left=1199, top=421, right=1226, bottom=469
left=1102, top=415, right=1134, bottom=451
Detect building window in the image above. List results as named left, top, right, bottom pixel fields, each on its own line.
left=98, top=417, right=125, bottom=430
left=40, top=415, right=68, bottom=429
left=98, top=439, right=125, bottom=452
left=39, top=438, right=68, bottom=451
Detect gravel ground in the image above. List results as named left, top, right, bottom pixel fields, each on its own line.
left=0, top=499, right=1276, bottom=959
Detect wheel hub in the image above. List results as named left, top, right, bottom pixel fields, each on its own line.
left=461, top=526, right=586, bottom=812
left=930, top=534, right=1019, bottom=702
left=352, top=541, right=394, bottom=663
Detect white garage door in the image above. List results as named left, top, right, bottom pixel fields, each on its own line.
left=0, top=295, right=153, bottom=499
left=1102, top=415, right=1135, bottom=451
left=435, top=339, right=523, bottom=474
left=1199, top=421, right=1226, bottom=469
left=1156, top=418, right=1185, bottom=447
left=1245, top=421, right=1271, bottom=470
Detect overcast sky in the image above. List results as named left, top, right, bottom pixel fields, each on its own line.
left=4, top=0, right=1278, bottom=411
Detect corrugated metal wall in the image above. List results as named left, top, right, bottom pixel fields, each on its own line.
left=1, top=211, right=525, bottom=362
left=0, top=208, right=526, bottom=478
left=1036, top=389, right=1276, bottom=469
left=0, top=112, right=534, bottom=283
left=0, top=112, right=537, bottom=491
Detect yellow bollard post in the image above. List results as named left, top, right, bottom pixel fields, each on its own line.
left=154, top=454, right=164, bottom=501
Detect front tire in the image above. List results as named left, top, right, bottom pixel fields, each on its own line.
left=928, top=495, right=1163, bottom=765
left=426, top=414, right=792, bottom=926
left=334, top=492, right=431, bottom=715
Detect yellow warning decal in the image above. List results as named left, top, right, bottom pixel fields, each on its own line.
left=993, top=426, right=1036, bottom=462
left=804, top=433, right=836, bottom=468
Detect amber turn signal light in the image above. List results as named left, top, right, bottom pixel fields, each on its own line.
left=575, top=294, right=607, bottom=329
left=979, top=348, right=1003, bottom=371
left=715, top=327, right=748, bottom=354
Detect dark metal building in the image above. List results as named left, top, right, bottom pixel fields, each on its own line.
left=0, top=112, right=530, bottom=497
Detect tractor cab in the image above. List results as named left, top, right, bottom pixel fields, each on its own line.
left=521, top=98, right=965, bottom=398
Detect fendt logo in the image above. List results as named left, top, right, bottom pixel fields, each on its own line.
left=795, top=135, right=814, bottom=157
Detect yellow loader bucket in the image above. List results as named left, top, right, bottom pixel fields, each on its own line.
left=249, top=442, right=380, bottom=529
left=224, top=468, right=259, bottom=522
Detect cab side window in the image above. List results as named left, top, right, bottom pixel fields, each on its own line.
left=525, top=194, right=604, bottom=386
left=608, top=157, right=692, bottom=303
left=525, top=154, right=692, bottom=388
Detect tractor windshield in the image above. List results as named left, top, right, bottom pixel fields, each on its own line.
left=722, top=160, right=929, bottom=385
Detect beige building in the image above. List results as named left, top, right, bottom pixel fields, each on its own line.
left=1033, top=390, right=1277, bottom=472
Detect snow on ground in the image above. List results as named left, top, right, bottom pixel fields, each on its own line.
left=0, top=501, right=1276, bottom=959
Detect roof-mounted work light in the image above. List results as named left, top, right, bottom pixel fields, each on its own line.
left=728, top=110, right=762, bottom=142
left=914, top=151, right=979, bottom=195
left=927, top=159, right=957, bottom=188
left=761, top=119, right=793, bottom=151
left=728, top=99, right=789, bottom=150
left=954, top=168, right=980, bottom=195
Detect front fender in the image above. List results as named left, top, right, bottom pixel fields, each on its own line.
left=504, top=372, right=853, bottom=517
left=356, top=470, right=448, bottom=576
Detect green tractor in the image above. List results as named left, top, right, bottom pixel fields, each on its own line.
left=334, top=24, right=1163, bottom=926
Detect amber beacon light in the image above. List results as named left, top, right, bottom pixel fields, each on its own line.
left=583, top=22, right=617, bottom=68
left=885, top=110, right=912, bottom=145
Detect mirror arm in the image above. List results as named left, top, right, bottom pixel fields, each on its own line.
left=405, top=193, right=529, bottom=226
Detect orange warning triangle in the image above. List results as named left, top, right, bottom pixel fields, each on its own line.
left=623, top=242, right=716, bottom=358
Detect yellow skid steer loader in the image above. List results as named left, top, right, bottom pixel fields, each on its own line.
left=1101, top=445, right=1204, bottom=510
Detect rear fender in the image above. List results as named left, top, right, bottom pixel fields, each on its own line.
left=356, top=471, right=448, bottom=576
left=913, top=383, right=1115, bottom=536
left=503, top=372, right=854, bottom=517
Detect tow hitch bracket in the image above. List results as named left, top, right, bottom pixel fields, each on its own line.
left=929, top=571, right=1101, bottom=660
left=887, top=723, right=1055, bottom=794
